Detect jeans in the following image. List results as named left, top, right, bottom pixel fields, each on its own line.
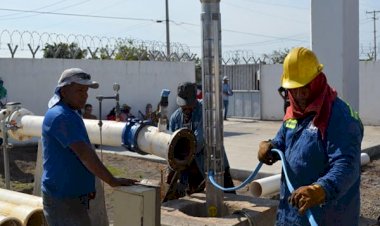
left=42, top=192, right=91, bottom=226
left=223, top=100, right=229, bottom=119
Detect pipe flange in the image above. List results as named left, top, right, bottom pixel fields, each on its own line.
left=167, top=128, right=196, bottom=171
left=7, top=108, right=34, bottom=141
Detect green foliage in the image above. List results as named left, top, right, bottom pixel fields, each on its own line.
left=113, top=39, right=149, bottom=61
left=262, top=48, right=290, bottom=64
left=43, top=42, right=87, bottom=59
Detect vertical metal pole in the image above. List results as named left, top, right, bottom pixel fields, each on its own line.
left=200, top=0, right=224, bottom=217
left=165, top=0, right=171, bottom=59
left=2, top=120, right=10, bottom=189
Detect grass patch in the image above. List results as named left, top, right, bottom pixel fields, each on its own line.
left=106, top=165, right=125, bottom=177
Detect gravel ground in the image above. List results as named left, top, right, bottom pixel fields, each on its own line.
left=0, top=146, right=379, bottom=225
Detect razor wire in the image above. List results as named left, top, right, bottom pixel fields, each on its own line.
left=222, top=49, right=271, bottom=65
left=0, top=29, right=198, bottom=61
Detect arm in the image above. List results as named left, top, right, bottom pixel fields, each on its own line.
left=228, top=85, right=233, bottom=96
left=315, top=118, right=363, bottom=201
left=257, top=124, right=286, bottom=165
left=70, top=141, right=137, bottom=187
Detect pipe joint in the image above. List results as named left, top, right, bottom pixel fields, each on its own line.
left=121, top=119, right=151, bottom=155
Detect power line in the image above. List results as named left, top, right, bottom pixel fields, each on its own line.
left=0, top=0, right=68, bottom=18
left=366, top=10, right=380, bottom=60
left=0, top=8, right=156, bottom=22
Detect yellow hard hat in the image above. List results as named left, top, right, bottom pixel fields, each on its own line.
left=281, top=47, right=324, bottom=89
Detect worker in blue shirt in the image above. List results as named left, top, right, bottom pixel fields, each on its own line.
left=258, top=47, right=363, bottom=226
left=222, top=76, right=233, bottom=120
left=165, top=82, right=235, bottom=200
left=42, top=68, right=137, bottom=226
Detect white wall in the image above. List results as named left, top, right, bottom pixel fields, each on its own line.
left=359, top=61, right=380, bottom=125
left=0, top=59, right=195, bottom=118
left=260, top=61, right=380, bottom=125
left=260, top=64, right=284, bottom=120
left=311, top=0, right=359, bottom=111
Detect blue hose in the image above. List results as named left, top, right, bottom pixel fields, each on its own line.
left=208, top=148, right=318, bottom=226
left=208, top=162, right=263, bottom=192
left=271, top=149, right=318, bottom=226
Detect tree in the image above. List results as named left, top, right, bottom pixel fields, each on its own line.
left=113, top=39, right=149, bottom=61
left=43, top=42, right=87, bottom=59
left=262, top=48, right=290, bottom=64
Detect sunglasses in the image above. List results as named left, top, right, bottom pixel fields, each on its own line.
left=74, top=73, right=91, bottom=80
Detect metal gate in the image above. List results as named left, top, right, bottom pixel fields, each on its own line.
left=222, top=64, right=261, bottom=119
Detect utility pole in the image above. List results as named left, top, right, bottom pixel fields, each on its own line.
left=165, top=0, right=170, bottom=59
left=366, top=10, right=380, bottom=61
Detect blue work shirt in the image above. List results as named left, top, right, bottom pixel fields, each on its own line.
left=170, top=101, right=205, bottom=174
left=222, top=83, right=233, bottom=101
left=41, top=102, right=95, bottom=198
left=169, top=100, right=230, bottom=175
left=271, top=98, right=363, bottom=226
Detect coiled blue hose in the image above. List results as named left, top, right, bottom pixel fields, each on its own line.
left=208, top=148, right=318, bottom=226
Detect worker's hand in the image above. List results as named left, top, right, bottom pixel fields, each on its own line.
left=288, top=184, right=326, bottom=215
left=109, top=177, right=139, bottom=187
left=257, top=140, right=278, bottom=165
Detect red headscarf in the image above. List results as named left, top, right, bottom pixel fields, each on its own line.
left=283, top=72, right=337, bottom=139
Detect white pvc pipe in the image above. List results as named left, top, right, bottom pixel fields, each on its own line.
left=137, top=126, right=173, bottom=160
left=250, top=153, right=371, bottom=197
left=8, top=110, right=196, bottom=170
left=16, top=115, right=124, bottom=146
left=0, top=215, right=22, bottom=226
left=0, top=189, right=44, bottom=226
left=0, top=201, right=43, bottom=226
left=0, top=188, right=42, bottom=208
left=249, top=174, right=281, bottom=197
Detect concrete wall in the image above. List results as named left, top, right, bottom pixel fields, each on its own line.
left=311, top=0, right=359, bottom=110
left=260, top=64, right=284, bottom=121
left=261, top=61, right=380, bottom=126
left=0, top=59, right=195, bottom=118
left=359, top=61, right=380, bottom=125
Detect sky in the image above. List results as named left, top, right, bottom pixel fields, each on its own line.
left=0, top=0, right=379, bottom=59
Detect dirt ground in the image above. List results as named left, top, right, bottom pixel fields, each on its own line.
left=1, top=146, right=379, bottom=225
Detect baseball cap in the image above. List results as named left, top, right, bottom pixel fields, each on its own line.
left=223, top=76, right=229, bottom=81
left=176, top=82, right=197, bottom=107
left=48, top=68, right=99, bottom=108
left=57, top=68, right=99, bottom=88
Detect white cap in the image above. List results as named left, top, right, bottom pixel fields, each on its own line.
left=57, top=68, right=99, bottom=88
left=223, top=76, right=229, bottom=81
left=48, top=68, right=99, bottom=108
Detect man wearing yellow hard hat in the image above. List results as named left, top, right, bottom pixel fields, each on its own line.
left=258, top=47, right=363, bottom=225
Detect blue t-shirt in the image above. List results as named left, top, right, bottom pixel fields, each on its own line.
left=41, top=102, right=95, bottom=198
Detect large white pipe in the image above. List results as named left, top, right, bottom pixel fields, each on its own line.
left=250, top=153, right=371, bottom=197
left=0, top=215, right=22, bottom=226
left=0, top=189, right=44, bottom=226
left=10, top=114, right=124, bottom=146
left=0, top=201, right=43, bottom=226
left=6, top=108, right=196, bottom=171
left=0, top=189, right=42, bottom=208
left=137, top=126, right=195, bottom=171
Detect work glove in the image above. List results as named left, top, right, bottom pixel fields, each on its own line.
left=257, top=140, right=279, bottom=165
left=288, top=184, right=326, bottom=215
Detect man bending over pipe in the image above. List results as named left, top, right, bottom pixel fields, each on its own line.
left=164, top=82, right=235, bottom=201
